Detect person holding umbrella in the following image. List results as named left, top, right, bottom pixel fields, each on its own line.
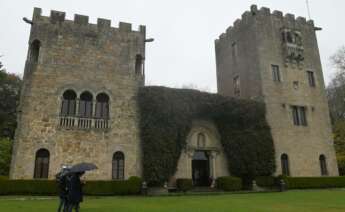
left=66, top=172, right=84, bottom=212
left=66, top=163, right=97, bottom=212
left=56, top=166, right=70, bottom=212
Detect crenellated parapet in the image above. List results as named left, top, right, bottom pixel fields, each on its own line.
left=31, top=7, right=146, bottom=35
left=215, top=5, right=314, bottom=44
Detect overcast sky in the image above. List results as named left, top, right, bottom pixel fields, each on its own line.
left=0, top=0, right=344, bottom=92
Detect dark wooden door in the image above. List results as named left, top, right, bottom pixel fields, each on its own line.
left=192, top=151, right=210, bottom=186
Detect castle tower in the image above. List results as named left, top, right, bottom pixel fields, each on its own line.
left=215, top=5, right=338, bottom=176
left=10, top=8, right=146, bottom=179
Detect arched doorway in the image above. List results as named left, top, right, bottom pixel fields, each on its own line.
left=34, top=148, right=50, bottom=179
left=192, top=150, right=210, bottom=186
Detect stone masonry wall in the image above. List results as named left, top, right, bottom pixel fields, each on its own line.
left=10, top=8, right=146, bottom=180
left=215, top=5, right=338, bottom=176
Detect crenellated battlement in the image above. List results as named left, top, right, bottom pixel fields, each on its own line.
left=216, top=5, right=314, bottom=43
left=32, top=7, right=146, bottom=34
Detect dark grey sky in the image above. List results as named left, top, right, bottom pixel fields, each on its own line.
left=0, top=0, right=344, bottom=92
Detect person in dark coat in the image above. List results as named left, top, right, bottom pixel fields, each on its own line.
left=56, top=170, right=69, bottom=212
left=66, top=172, right=84, bottom=212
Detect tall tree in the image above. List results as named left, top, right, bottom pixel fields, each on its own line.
left=327, top=46, right=345, bottom=175
left=0, top=57, right=22, bottom=138
left=331, top=46, right=345, bottom=72
left=327, top=46, right=345, bottom=122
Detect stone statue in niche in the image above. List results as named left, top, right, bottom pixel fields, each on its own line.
left=281, top=28, right=304, bottom=65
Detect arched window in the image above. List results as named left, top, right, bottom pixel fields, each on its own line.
left=197, top=133, right=206, bottom=148
left=34, top=149, right=50, bottom=179
left=29, top=40, right=41, bottom=63
left=319, top=154, right=328, bottom=176
left=135, top=54, right=143, bottom=75
left=281, top=154, right=290, bottom=176
left=79, top=92, right=93, bottom=118
left=61, top=90, right=77, bottom=116
left=286, top=32, right=293, bottom=43
left=95, top=93, right=109, bottom=119
left=112, top=151, right=125, bottom=180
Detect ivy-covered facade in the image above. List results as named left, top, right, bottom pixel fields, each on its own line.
left=138, top=86, right=275, bottom=186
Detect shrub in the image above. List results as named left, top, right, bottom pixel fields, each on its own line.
left=0, top=175, right=9, bottom=180
left=284, top=176, right=345, bottom=189
left=0, top=137, right=12, bottom=176
left=176, top=178, right=193, bottom=192
left=216, top=176, right=242, bottom=191
left=255, top=176, right=277, bottom=188
left=138, top=86, right=275, bottom=185
left=0, top=177, right=142, bottom=196
left=337, top=156, right=345, bottom=176
left=0, top=179, right=57, bottom=195
left=81, top=177, right=142, bottom=195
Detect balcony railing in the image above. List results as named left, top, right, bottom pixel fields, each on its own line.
left=59, top=116, right=110, bottom=129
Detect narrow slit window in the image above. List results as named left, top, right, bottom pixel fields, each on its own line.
left=29, top=40, right=41, bottom=63
left=135, top=54, right=143, bottom=75
left=307, top=71, right=316, bottom=87
left=281, top=153, right=290, bottom=176
left=319, top=155, right=328, bottom=176
left=271, top=65, right=281, bottom=82
left=233, top=75, right=240, bottom=97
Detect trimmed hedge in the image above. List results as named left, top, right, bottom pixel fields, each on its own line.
left=0, top=179, right=57, bottom=195
left=84, top=176, right=142, bottom=195
left=0, top=176, right=142, bottom=196
left=216, top=176, right=242, bottom=191
left=138, top=86, right=275, bottom=185
left=255, top=176, right=277, bottom=188
left=176, top=178, right=193, bottom=192
left=0, top=175, right=9, bottom=180
left=283, top=176, right=345, bottom=189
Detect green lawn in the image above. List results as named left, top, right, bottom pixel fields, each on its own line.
left=1, top=190, right=345, bottom=212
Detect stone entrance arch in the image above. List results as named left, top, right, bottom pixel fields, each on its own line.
left=173, top=120, right=230, bottom=187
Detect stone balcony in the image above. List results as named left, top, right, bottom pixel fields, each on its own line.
left=59, top=116, right=110, bottom=129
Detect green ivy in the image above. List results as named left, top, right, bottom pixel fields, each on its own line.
left=138, top=86, right=275, bottom=185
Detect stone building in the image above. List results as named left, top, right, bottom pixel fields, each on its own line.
left=10, top=5, right=338, bottom=182
left=215, top=5, right=338, bottom=176
left=10, top=8, right=145, bottom=180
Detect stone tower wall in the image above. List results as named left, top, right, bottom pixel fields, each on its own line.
left=10, top=8, right=146, bottom=180
left=215, top=5, right=338, bottom=176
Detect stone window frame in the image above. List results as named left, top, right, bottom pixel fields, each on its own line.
left=95, top=93, right=110, bottom=120
left=135, top=54, right=144, bottom=76
left=271, top=64, right=281, bottom=82
left=306, top=70, right=316, bottom=87
left=60, top=89, right=77, bottom=117
left=112, top=151, right=125, bottom=180
left=28, top=39, right=41, bottom=63
left=197, top=133, right=206, bottom=148
left=319, top=154, right=328, bottom=176
left=58, top=87, right=113, bottom=120
left=291, top=105, right=308, bottom=126
left=233, top=75, right=240, bottom=97
left=33, top=148, right=50, bottom=179
left=78, top=91, right=94, bottom=118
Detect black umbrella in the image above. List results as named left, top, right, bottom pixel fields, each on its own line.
left=69, top=162, right=97, bottom=173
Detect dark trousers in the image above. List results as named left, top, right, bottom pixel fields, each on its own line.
left=58, top=197, right=68, bottom=212
left=67, top=203, right=80, bottom=212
